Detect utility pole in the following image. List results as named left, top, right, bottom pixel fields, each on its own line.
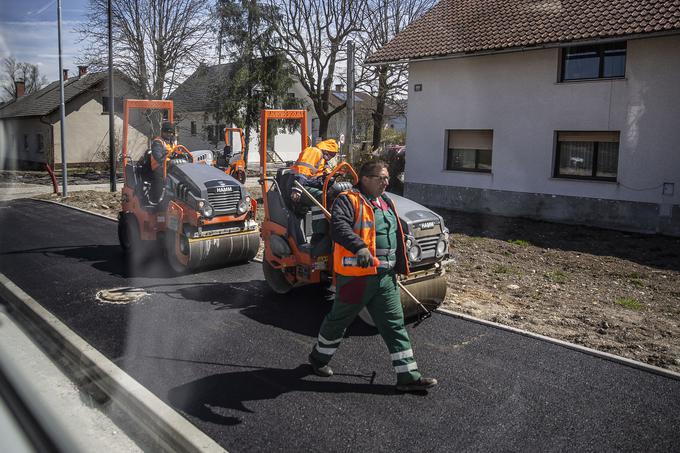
left=345, top=40, right=355, bottom=163
left=57, top=0, right=67, bottom=196
left=108, top=0, right=116, bottom=192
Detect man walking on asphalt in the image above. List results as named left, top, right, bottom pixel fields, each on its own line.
left=308, top=160, right=437, bottom=392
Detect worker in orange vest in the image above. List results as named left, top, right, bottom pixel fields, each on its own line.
left=289, top=139, right=339, bottom=242
left=290, top=138, right=339, bottom=203
left=149, top=121, right=177, bottom=203
left=308, top=160, right=438, bottom=393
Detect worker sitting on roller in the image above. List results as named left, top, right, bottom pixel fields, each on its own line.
left=308, top=160, right=438, bottom=393
left=289, top=138, right=339, bottom=243
left=150, top=121, right=177, bottom=204
left=289, top=138, right=339, bottom=204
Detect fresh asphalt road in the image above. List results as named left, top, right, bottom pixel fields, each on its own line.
left=1, top=199, right=679, bottom=452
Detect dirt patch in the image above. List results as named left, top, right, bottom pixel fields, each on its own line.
left=35, top=191, right=121, bottom=219
left=31, top=182, right=680, bottom=373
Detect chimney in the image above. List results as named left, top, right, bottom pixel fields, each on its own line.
left=15, top=79, right=25, bottom=98
left=78, top=65, right=88, bottom=76
left=63, top=69, right=69, bottom=81
left=335, top=83, right=345, bottom=92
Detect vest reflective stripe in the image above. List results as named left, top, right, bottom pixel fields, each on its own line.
left=375, top=248, right=396, bottom=256
left=378, top=258, right=396, bottom=269
left=150, top=137, right=173, bottom=171
left=314, top=344, right=337, bottom=356
left=394, top=362, right=419, bottom=373
left=390, top=349, right=414, bottom=361
left=291, top=146, right=324, bottom=177
left=318, top=334, right=341, bottom=345
left=294, top=161, right=317, bottom=170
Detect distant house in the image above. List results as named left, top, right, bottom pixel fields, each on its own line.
left=169, top=63, right=310, bottom=166
left=325, top=84, right=406, bottom=147
left=0, top=67, right=142, bottom=170
left=367, top=0, right=680, bottom=236
left=169, top=64, right=406, bottom=165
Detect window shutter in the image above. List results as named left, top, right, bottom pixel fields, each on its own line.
left=558, top=131, right=619, bottom=143
left=449, top=130, right=493, bottom=150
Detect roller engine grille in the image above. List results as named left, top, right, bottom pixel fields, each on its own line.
left=208, top=190, right=241, bottom=213
left=417, top=236, right=439, bottom=253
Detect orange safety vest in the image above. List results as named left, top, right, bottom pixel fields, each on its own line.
left=333, top=189, right=410, bottom=277
left=291, top=146, right=326, bottom=177
left=150, top=137, right=173, bottom=171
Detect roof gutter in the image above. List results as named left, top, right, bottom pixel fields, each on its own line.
left=364, top=29, right=680, bottom=66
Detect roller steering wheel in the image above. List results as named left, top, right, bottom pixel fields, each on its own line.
left=163, top=145, right=193, bottom=176
left=322, top=162, right=358, bottom=209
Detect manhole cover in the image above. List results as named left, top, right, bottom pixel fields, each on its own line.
left=96, top=287, right=148, bottom=305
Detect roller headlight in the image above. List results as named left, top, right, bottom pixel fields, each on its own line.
left=436, top=238, right=447, bottom=257
left=237, top=196, right=251, bottom=214
left=408, top=244, right=421, bottom=262
left=200, top=201, right=213, bottom=218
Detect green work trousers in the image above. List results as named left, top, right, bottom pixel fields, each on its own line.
left=310, top=271, right=421, bottom=385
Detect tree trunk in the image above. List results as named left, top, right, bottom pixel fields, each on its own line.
left=371, top=66, right=389, bottom=150
left=318, top=112, right=330, bottom=140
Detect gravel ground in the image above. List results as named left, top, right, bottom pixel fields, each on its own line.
left=17, top=169, right=679, bottom=374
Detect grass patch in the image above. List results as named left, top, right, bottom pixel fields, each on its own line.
left=492, top=265, right=521, bottom=275
left=493, top=265, right=510, bottom=274
left=544, top=270, right=567, bottom=284
left=508, top=239, right=531, bottom=247
left=629, top=278, right=645, bottom=288
left=616, top=298, right=643, bottom=310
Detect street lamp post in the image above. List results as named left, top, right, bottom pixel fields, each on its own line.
left=57, top=0, right=67, bottom=196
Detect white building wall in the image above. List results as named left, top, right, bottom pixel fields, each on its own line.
left=405, top=35, right=680, bottom=208
left=51, top=76, right=146, bottom=166
left=0, top=117, right=51, bottom=169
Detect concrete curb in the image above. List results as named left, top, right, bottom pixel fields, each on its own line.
left=0, top=273, right=227, bottom=453
left=436, top=307, right=680, bottom=381
left=30, top=197, right=118, bottom=222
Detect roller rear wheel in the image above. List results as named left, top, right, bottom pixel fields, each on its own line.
left=263, top=260, right=294, bottom=294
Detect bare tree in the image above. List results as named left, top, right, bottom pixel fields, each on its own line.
left=1, top=57, right=48, bottom=101
left=356, top=0, right=435, bottom=149
left=77, top=0, right=214, bottom=99
left=266, top=0, right=367, bottom=139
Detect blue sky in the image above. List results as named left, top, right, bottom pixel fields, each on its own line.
left=0, top=0, right=89, bottom=83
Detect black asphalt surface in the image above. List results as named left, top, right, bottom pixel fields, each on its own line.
left=1, top=199, right=679, bottom=452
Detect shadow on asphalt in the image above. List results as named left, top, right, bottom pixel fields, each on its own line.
left=0, top=244, right=177, bottom=278
left=136, top=281, right=377, bottom=338
left=437, top=208, right=680, bottom=272
left=0, top=243, right=259, bottom=279
left=166, top=364, right=396, bottom=425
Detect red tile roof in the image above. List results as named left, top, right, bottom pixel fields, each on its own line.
left=366, top=0, right=680, bottom=63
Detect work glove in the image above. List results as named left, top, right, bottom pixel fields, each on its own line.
left=290, top=189, right=301, bottom=203
left=356, top=248, right=373, bottom=268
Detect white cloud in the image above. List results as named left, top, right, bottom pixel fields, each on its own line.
left=0, top=20, right=87, bottom=82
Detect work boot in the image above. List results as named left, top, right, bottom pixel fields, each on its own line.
left=395, top=377, right=438, bottom=392
left=308, top=354, right=333, bottom=377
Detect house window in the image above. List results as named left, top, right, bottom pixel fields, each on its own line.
left=102, top=96, right=124, bottom=113
left=561, top=42, right=626, bottom=81
left=554, top=131, right=619, bottom=181
left=23, top=134, right=29, bottom=151
left=446, top=130, right=493, bottom=172
left=36, top=134, right=44, bottom=153
left=191, top=121, right=197, bottom=136
left=207, top=125, right=215, bottom=142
